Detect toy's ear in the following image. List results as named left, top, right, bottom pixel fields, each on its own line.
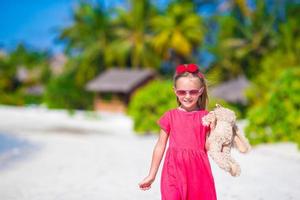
left=233, top=124, right=251, bottom=153
left=215, top=103, right=222, bottom=108
left=202, top=111, right=216, bottom=128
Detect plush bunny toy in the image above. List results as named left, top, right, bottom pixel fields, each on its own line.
left=202, top=104, right=251, bottom=176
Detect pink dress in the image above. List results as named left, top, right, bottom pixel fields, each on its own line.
left=157, top=108, right=217, bottom=200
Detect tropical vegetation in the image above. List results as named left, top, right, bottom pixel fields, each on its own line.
left=1, top=0, right=300, bottom=147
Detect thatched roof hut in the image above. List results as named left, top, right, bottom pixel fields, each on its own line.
left=86, top=68, right=156, bottom=112
left=210, top=76, right=250, bottom=104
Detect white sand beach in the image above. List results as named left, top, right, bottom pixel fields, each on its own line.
left=0, top=105, right=300, bottom=200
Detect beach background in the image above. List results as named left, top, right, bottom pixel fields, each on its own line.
left=1, top=0, right=300, bottom=199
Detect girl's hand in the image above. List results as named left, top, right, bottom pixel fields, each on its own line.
left=210, top=121, right=216, bottom=130
left=138, top=176, right=155, bottom=190
left=205, top=140, right=210, bottom=151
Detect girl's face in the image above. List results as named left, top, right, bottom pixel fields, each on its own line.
left=173, top=76, right=203, bottom=112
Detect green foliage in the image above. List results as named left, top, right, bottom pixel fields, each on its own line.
left=8, top=44, right=49, bottom=69
left=43, top=68, right=93, bottom=111
left=0, top=91, right=24, bottom=105
left=0, top=44, right=50, bottom=106
left=150, top=1, right=205, bottom=62
left=246, top=50, right=299, bottom=106
left=59, top=2, right=110, bottom=86
left=207, top=1, right=278, bottom=82
left=0, top=89, right=42, bottom=105
left=23, top=94, right=42, bottom=105
left=245, top=9, right=300, bottom=148
left=0, top=57, right=16, bottom=91
left=127, top=79, right=177, bottom=135
left=245, top=67, right=300, bottom=148
left=59, top=2, right=112, bottom=53
left=106, top=0, right=160, bottom=68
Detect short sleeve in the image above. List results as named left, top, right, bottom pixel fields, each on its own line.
left=205, top=124, right=211, bottom=136
left=202, top=111, right=211, bottom=135
left=157, top=111, right=171, bottom=134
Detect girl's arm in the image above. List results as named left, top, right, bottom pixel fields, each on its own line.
left=205, top=122, right=216, bottom=151
left=205, top=131, right=211, bottom=151
left=139, top=129, right=169, bottom=190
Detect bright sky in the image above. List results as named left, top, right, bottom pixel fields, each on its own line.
left=0, top=0, right=126, bottom=53
left=0, top=0, right=215, bottom=54
left=0, top=0, right=74, bottom=53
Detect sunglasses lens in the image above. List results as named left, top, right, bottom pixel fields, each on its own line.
left=189, top=90, right=200, bottom=95
left=176, top=90, right=186, bottom=96
left=175, top=89, right=202, bottom=96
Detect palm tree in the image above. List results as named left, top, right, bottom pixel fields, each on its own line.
left=208, top=0, right=278, bottom=81
left=59, top=2, right=113, bottom=84
left=150, top=2, right=205, bottom=64
left=105, top=0, right=160, bottom=68
left=59, top=2, right=112, bottom=54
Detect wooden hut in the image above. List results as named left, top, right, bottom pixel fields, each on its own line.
left=86, top=68, right=156, bottom=113
left=210, top=75, right=250, bottom=105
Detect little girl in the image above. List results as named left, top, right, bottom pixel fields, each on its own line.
left=138, top=64, right=217, bottom=200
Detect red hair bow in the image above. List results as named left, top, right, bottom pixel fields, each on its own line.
left=175, top=64, right=204, bottom=78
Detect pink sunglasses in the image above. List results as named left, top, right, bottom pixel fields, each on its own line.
left=175, top=88, right=204, bottom=97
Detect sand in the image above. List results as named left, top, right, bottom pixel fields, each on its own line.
left=0, top=105, right=300, bottom=200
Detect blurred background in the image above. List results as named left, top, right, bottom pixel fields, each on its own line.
left=0, top=0, right=300, bottom=199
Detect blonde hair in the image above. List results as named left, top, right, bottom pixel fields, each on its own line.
left=173, top=72, right=209, bottom=109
